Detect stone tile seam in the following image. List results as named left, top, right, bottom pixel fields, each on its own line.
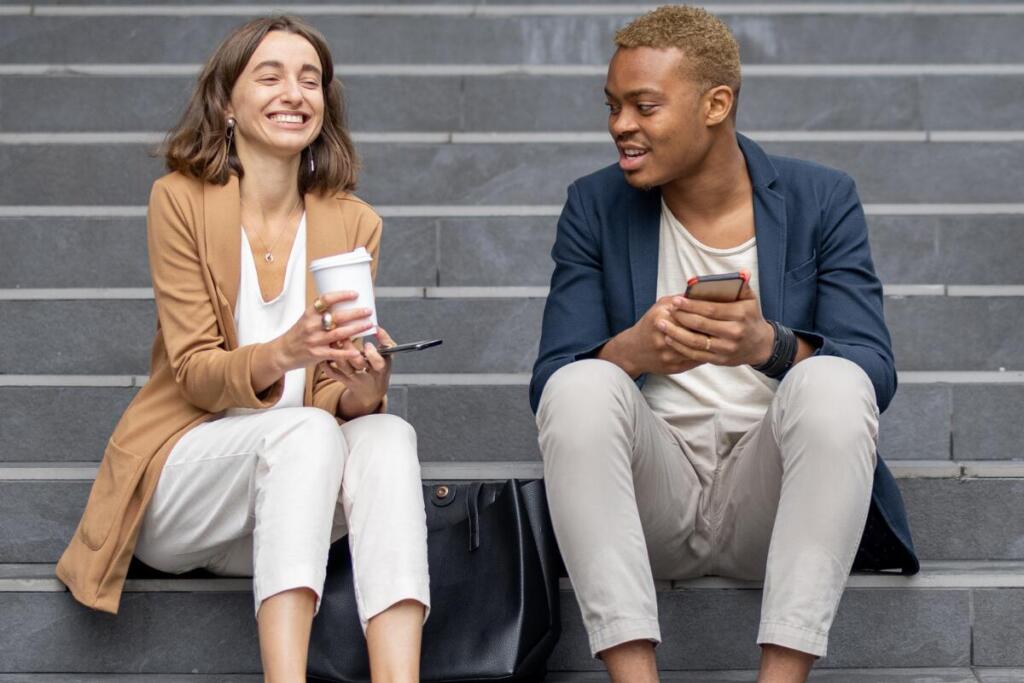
left=4, top=204, right=1024, bottom=217
left=9, top=285, right=1024, bottom=299
left=6, top=460, right=1024, bottom=480
left=4, top=563, right=1024, bottom=593
left=0, top=675, right=988, bottom=682
left=14, top=3, right=1024, bottom=17
left=4, top=372, right=1024, bottom=386
left=9, top=131, right=1024, bottom=144
left=969, top=589, right=977, bottom=669
left=0, top=461, right=548, bottom=480
left=9, top=64, right=1024, bottom=77
left=0, top=373, right=535, bottom=386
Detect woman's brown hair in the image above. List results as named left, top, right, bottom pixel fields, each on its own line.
left=162, top=15, right=358, bottom=195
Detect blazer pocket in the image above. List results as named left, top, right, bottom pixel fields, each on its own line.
left=79, top=440, right=148, bottom=551
left=784, top=252, right=818, bottom=287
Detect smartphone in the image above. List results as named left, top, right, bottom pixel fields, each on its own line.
left=684, top=271, right=749, bottom=303
left=377, top=339, right=444, bottom=356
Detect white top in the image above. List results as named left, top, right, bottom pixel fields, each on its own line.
left=640, top=200, right=778, bottom=454
left=225, top=214, right=308, bottom=416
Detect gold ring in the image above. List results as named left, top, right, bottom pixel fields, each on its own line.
left=313, top=297, right=328, bottom=314
left=321, top=312, right=335, bottom=332
left=704, top=335, right=712, bottom=352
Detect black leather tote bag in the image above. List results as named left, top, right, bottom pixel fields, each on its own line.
left=308, top=479, right=561, bottom=683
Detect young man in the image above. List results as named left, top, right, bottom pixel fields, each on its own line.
left=530, top=6, right=918, bottom=683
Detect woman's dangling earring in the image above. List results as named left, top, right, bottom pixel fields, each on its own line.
left=307, top=145, right=316, bottom=174
left=225, top=117, right=236, bottom=147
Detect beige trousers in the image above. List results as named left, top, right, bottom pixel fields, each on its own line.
left=134, top=407, right=431, bottom=628
left=537, top=357, right=878, bottom=658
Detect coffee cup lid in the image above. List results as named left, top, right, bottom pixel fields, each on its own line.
left=310, top=247, right=372, bottom=272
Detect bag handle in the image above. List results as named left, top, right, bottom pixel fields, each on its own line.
left=466, top=482, right=484, bottom=552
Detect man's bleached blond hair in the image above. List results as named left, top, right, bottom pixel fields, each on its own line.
left=614, top=5, right=741, bottom=104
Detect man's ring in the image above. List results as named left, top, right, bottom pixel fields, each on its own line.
left=313, top=297, right=328, bottom=314
left=704, top=335, right=712, bottom=352
left=321, top=312, right=335, bottom=331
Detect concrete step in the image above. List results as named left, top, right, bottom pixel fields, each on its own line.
left=1, top=673, right=1020, bottom=683
left=4, top=461, right=1024, bottom=563
left=0, top=294, right=1022, bottom=374
left=0, top=678, right=265, bottom=683
left=0, top=671, right=1019, bottom=683
left=3, top=12, right=1024, bottom=65
left=17, top=0, right=1013, bottom=5
left=0, top=678, right=263, bottom=683
left=17, top=0, right=1014, bottom=5
left=0, top=673, right=1017, bottom=683
left=3, top=73, right=1023, bottom=132
left=1, top=561, right=1022, bottom=671
left=542, top=673, right=1024, bottom=683
left=0, top=376, right=1022, bottom=464
left=2, top=213, right=1022, bottom=289
left=1, top=140, right=1022, bottom=205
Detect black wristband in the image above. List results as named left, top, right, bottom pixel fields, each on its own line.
left=751, top=320, right=798, bottom=379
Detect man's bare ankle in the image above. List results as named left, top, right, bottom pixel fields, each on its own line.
left=757, top=643, right=815, bottom=683
left=600, top=639, right=659, bottom=683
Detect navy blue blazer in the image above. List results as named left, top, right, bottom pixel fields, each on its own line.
left=530, top=133, right=919, bottom=575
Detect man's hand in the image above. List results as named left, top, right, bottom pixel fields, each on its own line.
left=659, top=280, right=775, bottom=367
left=598, top=295, right=703, bottom=378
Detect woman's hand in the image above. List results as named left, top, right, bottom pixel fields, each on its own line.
left=272, top=291, right=376, bottom=370
left=250, top=291, right=374, bottom=396
left=324, top=326, right=396, bottom=419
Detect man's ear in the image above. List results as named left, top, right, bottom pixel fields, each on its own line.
left=704, top=85, right=735, bottom=127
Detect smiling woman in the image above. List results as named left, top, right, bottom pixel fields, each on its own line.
left=56, top=15, right=430, bottom=683
left=162, top=16, right=358, bottom=195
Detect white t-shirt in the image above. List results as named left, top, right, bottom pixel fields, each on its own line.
left=225, top=214, right=307, bottom=416
left=640, top=200, right=778, bottom=454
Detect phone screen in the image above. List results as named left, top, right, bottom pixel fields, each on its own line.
left=378, top=339, right=443, bottom=356
left=684, top=272, right=747, bottom=302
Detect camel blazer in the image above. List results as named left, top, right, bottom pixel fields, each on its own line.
left=56, top=171, right=385, bottom=614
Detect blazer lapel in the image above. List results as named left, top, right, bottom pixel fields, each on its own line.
left=303, top=191, right=337, bottom=308
left=203, top=176, right=242, bottom=314
left=203, top=179, right=341, bottom=312
left=738, top=134, right=786, bottom=323
left=753, top=187, right=786, bottom=322
left=301, top=192, right=338, bottom=405
left=628, top=190, right=662, bottom=323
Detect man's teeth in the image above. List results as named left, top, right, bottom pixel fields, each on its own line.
left=271, top=114, right=304, bottom=123
left=624, top=149, right=646, bottom=158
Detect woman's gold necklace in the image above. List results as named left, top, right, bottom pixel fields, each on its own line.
left=246, top=199, right=302, bottom=264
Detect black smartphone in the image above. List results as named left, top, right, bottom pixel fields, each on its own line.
left=377, top=339, right=444, bottom=356
left=684, top=271, right=749, bottom=303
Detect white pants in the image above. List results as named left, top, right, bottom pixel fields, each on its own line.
left=537, top=357, right=878, bottom=658
left=135, top=407, right=431, bottom=628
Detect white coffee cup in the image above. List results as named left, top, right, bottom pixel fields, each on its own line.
left=309, top=247, right=378, bottom=338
